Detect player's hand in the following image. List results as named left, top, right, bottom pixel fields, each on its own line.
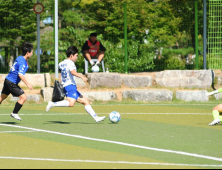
left=81, top=76, right=88, bottom=82
left=27, top=84, right=33, bottom=90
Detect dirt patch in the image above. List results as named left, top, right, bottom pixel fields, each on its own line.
left=24, top=89, right=41, bottom=95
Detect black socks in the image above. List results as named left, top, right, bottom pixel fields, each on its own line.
left=13, top=102, right=23, bottom=114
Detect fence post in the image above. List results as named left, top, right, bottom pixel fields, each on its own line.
left=124, top=1, right=128, bottom=73
left=37, top=0, right=41, bottom=73
left=55, top=0, right=59, bottom=80
left=194, top=0, right=199, bottom=69
left=203, top=0, right=207, bottom=69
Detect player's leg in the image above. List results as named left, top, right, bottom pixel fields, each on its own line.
left=10, top=94, right=27, bottom=121
left=77, top=95, right=106, bottom=123
left=8, top=90, right=26, bottom=122
left=46, top=84, right=76, bottom=112
left=0, top=93, right=9, bottom=104
left=46, top=100, right=70, bottom=112
left=84, top=50, right=94, bottom=66
left=95, top=51, right=105, bottom=66
left=208, top=104, right=222, bottom=126
left=0, top=79, right=10, bottom=104
left=5, top=81, right=25, bottom=121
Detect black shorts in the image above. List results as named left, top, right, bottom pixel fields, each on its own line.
left=1, top=79, right=24, bottom=97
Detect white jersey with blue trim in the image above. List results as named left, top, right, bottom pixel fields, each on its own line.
left=59, top=59, right=77, bottom=87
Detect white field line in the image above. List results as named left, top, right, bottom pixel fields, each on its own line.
left=0, top=123, right=222, bottom=162
left=0, top=156, right=221, bottom=167
left=0, top=113, right=212, bottom=116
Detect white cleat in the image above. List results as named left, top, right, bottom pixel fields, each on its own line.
left=95, top=116, right=106, bottom=123
left=46, top=101, right=53, bottom=112
left=208, top=118, right=221, bottom=126
left=11, top=113, right=22, bottom=121
left=206, top=90, right=218, bottom=96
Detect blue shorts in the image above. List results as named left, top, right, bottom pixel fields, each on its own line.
left=63, top=84, right=81, bottom=100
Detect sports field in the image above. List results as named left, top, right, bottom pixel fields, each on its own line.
left=0, top=102, right=222, bottom=169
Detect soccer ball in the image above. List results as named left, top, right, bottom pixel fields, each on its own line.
left=109, top=111, right=121, bottom=123
left=92, top=65, right=99, bottom=72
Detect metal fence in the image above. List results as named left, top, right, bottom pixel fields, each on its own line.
left=0, top=0, right=211, bottom=74
left=207, top=0, right=222, bottom=69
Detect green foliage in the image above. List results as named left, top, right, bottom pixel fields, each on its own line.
left=161, top=47, right=195, bottom=70
left=58, top=0, right=183, bottom=73
left=162, top=47, right=194, bottom=57
left=0, top=0, right=205, bottom=73
left=72, top=0, right=181, bottom=47
left=0, top=0, right=37, bottom=45
left=165, top=56, right=186, bottom=70
left=195, top=55, right=204, bottom=70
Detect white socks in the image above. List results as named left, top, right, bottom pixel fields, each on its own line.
left=85, top=105, right=97, bottom=119
left=90, top=60, right=100, bottom=66
left=50, top=103, right=98, bottom=121
left=90, top=60, right=95, bottom=66
left=52, top=100, right=69, bottom=107
left=96, top=61, right=100, bottom=65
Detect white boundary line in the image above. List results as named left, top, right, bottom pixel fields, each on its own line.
left=0, top=113, right=212, bottom=116
left=0, top=156, right=221, bottom=167
left=0, top=123, right=222, bottom=162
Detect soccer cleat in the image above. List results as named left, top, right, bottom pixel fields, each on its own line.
left=208, top=118, right=221, bottom=126
left=46, top=101, right=53, bottom=112
left=94, top=116, right=106, bottom=123
left=11, top=113, right=22, bottom=121
left=206, top=90, right=218, bottom=96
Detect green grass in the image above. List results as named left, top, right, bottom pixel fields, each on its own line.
left=0, top=103, right=221, bottom=169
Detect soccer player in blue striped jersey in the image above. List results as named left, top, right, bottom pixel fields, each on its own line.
left=0, top=42, right=33, bottom=121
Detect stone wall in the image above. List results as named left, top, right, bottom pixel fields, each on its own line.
left=154, top=70, right=212, bottom=88
left=0, top=73, right=51, bottom=89
left=0, top=70, right=217, bottom=102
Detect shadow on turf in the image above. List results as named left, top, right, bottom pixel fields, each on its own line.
left=44, top=121, right=96, bottom=125
left=0, top=122, right=19, bottom=125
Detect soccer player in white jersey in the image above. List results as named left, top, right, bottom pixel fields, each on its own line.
left=46, top=46, right=106, bottom=123
left=0, top=42, right=33, bottom=121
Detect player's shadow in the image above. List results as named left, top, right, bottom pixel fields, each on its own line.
left=0, top=122, right=19, bottom=125
left=46, top=121, right=70, bottom=124
left=44, top=121, right=94, bottom=125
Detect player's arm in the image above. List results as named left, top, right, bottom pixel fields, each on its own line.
left=70, top=69, right=88, bottom=82
left=18, top=74, right=33, bottom=90
left=18, top=62, right=33, bottom=90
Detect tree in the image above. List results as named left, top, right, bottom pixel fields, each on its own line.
left=71, top=0, right=182, bottom=47
left=65, top=0, right=183, bottom=72
left=0, top=0, right=36, bottom=68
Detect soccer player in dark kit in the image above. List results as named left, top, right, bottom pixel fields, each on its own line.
left=0, top=42, right=33, bottom=121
